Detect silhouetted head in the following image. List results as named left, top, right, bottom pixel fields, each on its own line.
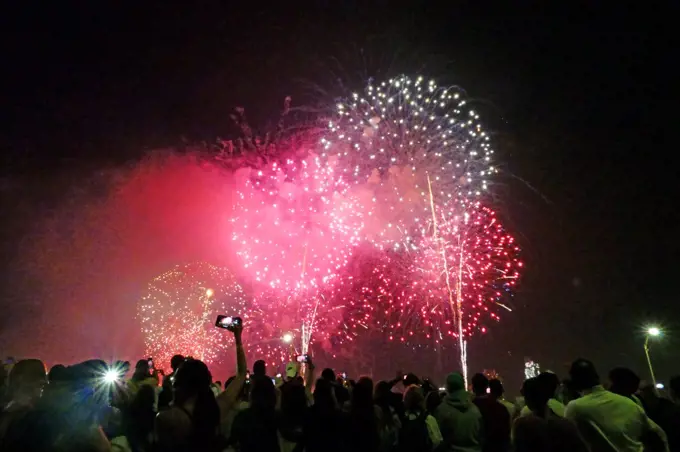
left=253, top=360, right=266, bottom=377
left=523, top=377, right=552, bottom=417
left=608, top=367, right=640, bottom=398
left=8, top=359, right=46, bottom=402
left=250, top=374, right=277, bottom=413
left=321, top=367, right=336, bottom=381
left=133, top=359, right=151, bottom=380
left=445, top=372, right=465, bottom=393
left=404, top=384, right=425, bottom=412
left=403, top=372, right=420, bottom=387
left=488, top=378, right=504, bottom=398
left=280, top=379, right=307, bottom=421
left=471, top=373, right=489, bottom=396
left=48, top=364, right=67, bottom=383
left=569, top=358, right=599, bottom=391
left=170, top=355, right=185, bottom=372
left=173, top=359, right=211, bottom=404
left=374, top=380, right=392, bottom=402
left=352, top=376, right=374, bottom=410
left=313, top=378, right=337, bottom=411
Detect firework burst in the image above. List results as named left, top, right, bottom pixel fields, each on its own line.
left=137, top=262, right=248, bottom=372
left=406, top=200, right=522, bottom=342
left=230, top=156, right=361, bottom=292
left=319, top=74, right=496, bottom=249
left=328, top=200, right=521, bottom=382
left=230, top=154, right=362, bottom=357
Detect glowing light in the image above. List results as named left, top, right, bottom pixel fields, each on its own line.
left=647, top=327, right=661, bottom=337
left=524, top=359, right=540, bottom=380
left=103, top=369, right=121, bottom=384
left=282, top=332, right=293, bottom=343
left=137, top=262, right=248, bottom=372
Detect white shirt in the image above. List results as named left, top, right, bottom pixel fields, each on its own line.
left=565, top=385, right=668, bottom=452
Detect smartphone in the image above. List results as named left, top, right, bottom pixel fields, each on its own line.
left=215, top=315, right=242, bottom=330
left=296, top=354, right=309, bottom=364
left=148, top=358, right=154, bottom=369
left=341, top=372, right=347, bottom=379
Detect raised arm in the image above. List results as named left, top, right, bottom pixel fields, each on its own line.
left=304, top=356, right=316, bottom=394
left=217, top=323, right=247, bottom=416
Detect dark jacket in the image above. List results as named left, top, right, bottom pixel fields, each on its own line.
left=472, top=396, right=511, bottom=452
left=434, top=390, right=483, bottom=452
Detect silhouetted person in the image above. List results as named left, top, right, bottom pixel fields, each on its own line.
left=565, top=358, right=668, bottom=452
left=608, top=367, right=643, bottom=406
left=513, top=376, right=588, bottom=452
left=471, top=373, right=511, bottom=452
left=159, top=354, right=185, bottom=410
left=230, top=376, right=279, bottom=452
left=253, top=360, right=267, bottom=378
left=298, top=378, right=345, bottom=452
left=346, top=377, right=381, bottom=452
left=489, top=379, right=515, bottom=421
left=435, top=372, right=483, bottom=452
left=155, top=359, right=221, bottom=452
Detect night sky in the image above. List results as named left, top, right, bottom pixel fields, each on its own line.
left=1, top=2, right=675, bottom=388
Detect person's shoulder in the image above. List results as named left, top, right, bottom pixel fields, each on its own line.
left=606, top=391, right=646, bottom=410
left=156, top=406, right=191, bottom=427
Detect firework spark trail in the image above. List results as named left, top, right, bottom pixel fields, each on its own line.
left=327, top=200, right=521, bottom=375
left=426, top=173, right=468, bottom=385
left=137, top=262, right=248, bottom=372
left=318, top=74, right=520, bottom=374
left=230, top=154, right=362, bottom=360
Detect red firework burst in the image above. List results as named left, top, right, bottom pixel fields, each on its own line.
left=332, top=201, right=522, bottom=347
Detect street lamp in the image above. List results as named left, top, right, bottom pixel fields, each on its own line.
left=644, top=326, right=661, bottom=388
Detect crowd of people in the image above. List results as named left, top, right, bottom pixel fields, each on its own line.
left=1, top=323, right=679, bottom=451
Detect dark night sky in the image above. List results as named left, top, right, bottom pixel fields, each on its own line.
left=1, top=2, right=676, bottom=385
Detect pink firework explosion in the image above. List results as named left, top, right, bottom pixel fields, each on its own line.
left=245, top=288, right=346, bottom=369
left=230, top=154, right=362, bottom=359
left=333, top=201, right=522, bottom=348
left=230, top=155, right=361, bottom=293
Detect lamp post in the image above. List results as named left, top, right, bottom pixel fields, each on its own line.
left=644, top=327, right=661, bottom=388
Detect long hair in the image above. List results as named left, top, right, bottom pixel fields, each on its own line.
left=131, top=360, right=150, bottom=382
left=280, top=380, right=307, bottom=425
left=173, top=359, right=220, bottom=448
left=313, top=378, right=337, bottom=414
left=123, top=384, right=155, bottom=452
left=249, top=376, right=277, bottom=417
left=374, top=380, right=396, bottom=427
left=403, top=384, right=425, bottom=414
left=348, top=376, right=379, bottom=450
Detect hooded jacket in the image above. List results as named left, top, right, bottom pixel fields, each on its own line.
left=434, top=389, right=483, bottom=452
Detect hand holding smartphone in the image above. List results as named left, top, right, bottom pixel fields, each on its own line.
left=296, top=354, right=313, bottom=365
left=215, top=315, right=243, bottom=332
